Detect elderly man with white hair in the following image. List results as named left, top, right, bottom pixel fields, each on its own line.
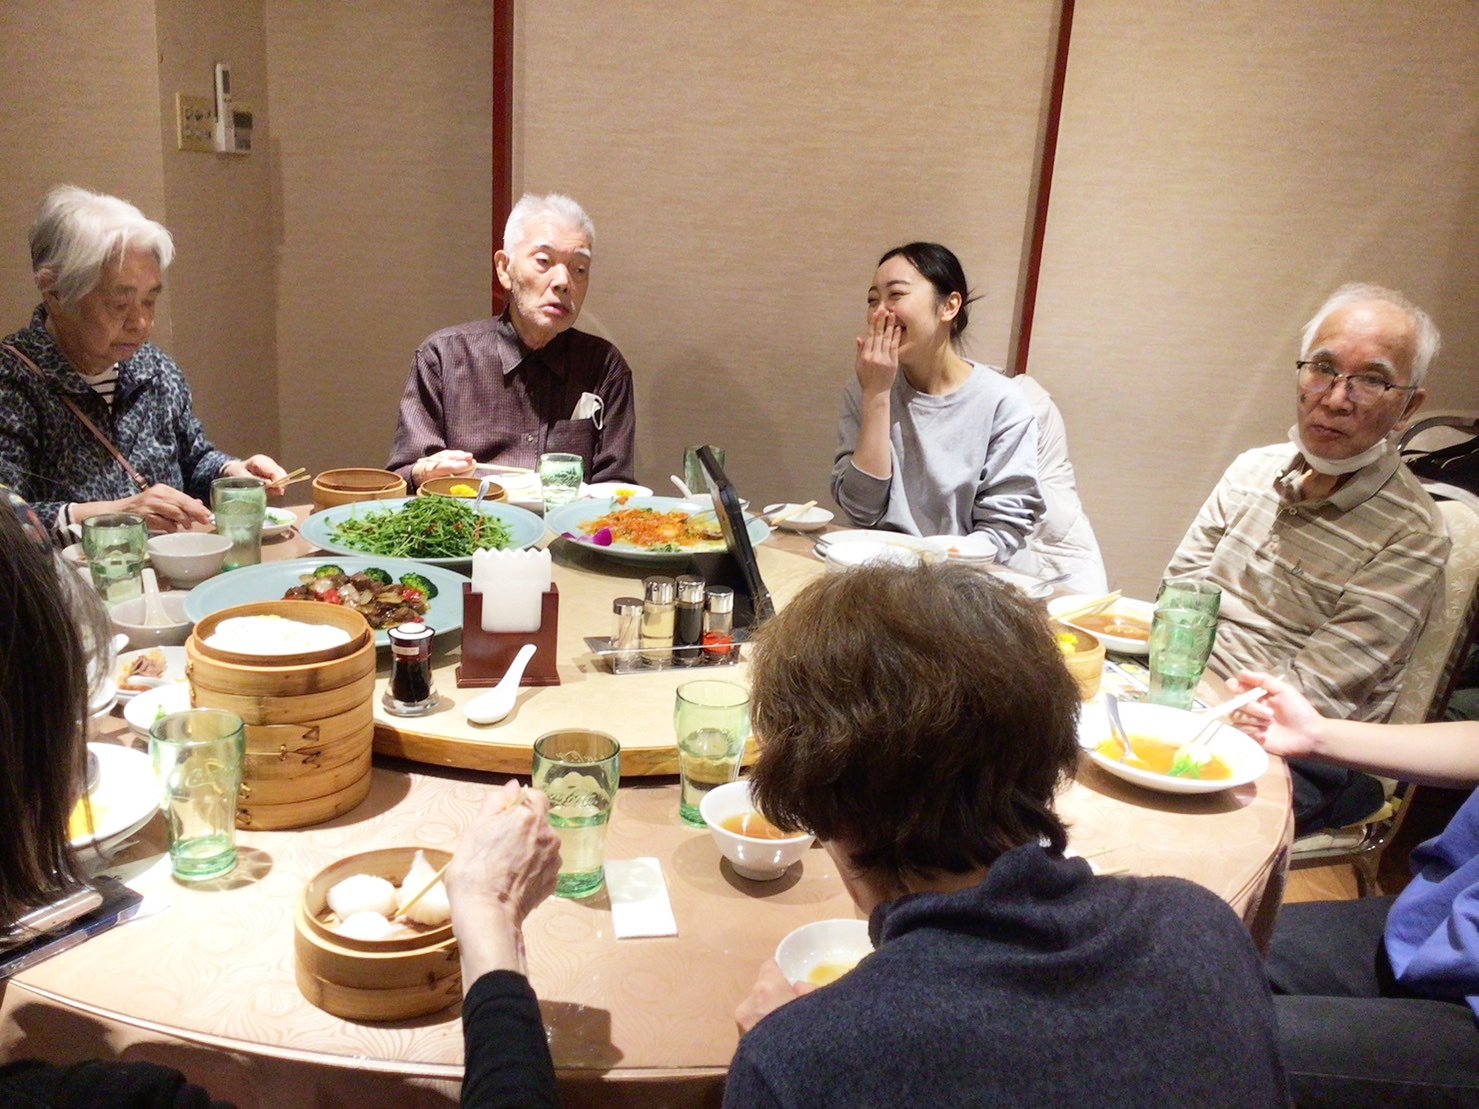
left=388, top=193, right=636, bottom=487
left=1164, top=282, right=1449, bottom=835
left=0, top=186, right=287, bottom=536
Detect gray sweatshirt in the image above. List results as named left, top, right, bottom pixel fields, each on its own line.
left=831, top=361, right=1043, bottom=560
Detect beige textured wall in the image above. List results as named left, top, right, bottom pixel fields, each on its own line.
left=516, top=1, right=1056, bottom=500
left=265, top=1, right=494, bottom=475
left=154, top=0, right=279, bottom=460
left=1032, top=1, right=1479, bottom=597
left=0, top=3, right=166, bottom=333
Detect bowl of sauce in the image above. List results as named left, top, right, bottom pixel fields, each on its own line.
left=1048, top=596, right=1155, bottom=655
left=775, top=918, right=873, bottom=988
left=699, top=779, right=814, bottom=880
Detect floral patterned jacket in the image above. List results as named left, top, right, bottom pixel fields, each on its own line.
left=0, top=306, right=232, bottom=533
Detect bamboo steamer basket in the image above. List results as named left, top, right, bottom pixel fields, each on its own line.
left=311, top=468, right=407, bottom=511
left=1051, top=622, right=1105, bottom=701
left=295, top=848, right=460, bottom=1020
left=187, top=601, right=377, bottom=829
left=417, top=475, right=507, bottom=502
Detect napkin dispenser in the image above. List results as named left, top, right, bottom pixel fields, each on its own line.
left=458, top=584, right=560, bottom=687
left=458, top=549, right=560, bottom=687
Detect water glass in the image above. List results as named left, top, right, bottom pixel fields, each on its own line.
left=684, top=445, right=725, bottom=495
left=531, top=730, right=621, bottom=899
left=1156, top=577, right=1222, bottom=620
left=211, top=476, right=267, bottom=570
left=81, top=513, right=147, bottom=605
left=675, top=680, right=750, bottom=827
left=538, top=452, right=583, bottom=512
left=149, top=709, right=246, bottom=882
left=1148, top=608, right=1218, bottom=709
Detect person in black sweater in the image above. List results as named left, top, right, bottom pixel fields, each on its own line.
left=726, top=562, right=1290, bottom=1107
left=448, top=779, right=562, bottom=1107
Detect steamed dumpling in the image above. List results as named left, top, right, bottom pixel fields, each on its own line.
left=337, top=910, right=400, bottom=941
left=398, top=850, right=451, bottom=926
left=326, top=873, right=398, bottom=920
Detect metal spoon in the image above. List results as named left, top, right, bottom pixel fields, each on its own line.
left=1104, top=694, right=1134, bottom=760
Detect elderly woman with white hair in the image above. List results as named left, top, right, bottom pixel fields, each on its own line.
left=0, top=185, right=286, bottom=537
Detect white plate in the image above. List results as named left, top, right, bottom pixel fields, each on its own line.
left=124, top=683, right=195, bottom=739
left=88, top=678, right=119, bottom=719
left=71, top=742, right=158, bottom=855
left=262, top=506, right=298, bottom=538
left=814, top=529, right=931, bottom=558
left=581, top=482, right=653, bottom=501
left=775, top=919, right=874, bottom=987
left=114, top=645, right=189, bottom=704
left=1077, top=700, right=1269, bottom=795
left=1048, top=596, right=1154, bottom=656
left=761, top=503, right=835, bottom=533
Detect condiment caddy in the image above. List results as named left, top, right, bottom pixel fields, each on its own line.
left=590, top=575, right=743, bottom=675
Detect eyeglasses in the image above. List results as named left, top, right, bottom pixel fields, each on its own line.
left=1295, top=360, right=1418, bottom=406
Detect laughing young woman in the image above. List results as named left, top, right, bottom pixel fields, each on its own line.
left=830, top=242, right=1044, bottom=563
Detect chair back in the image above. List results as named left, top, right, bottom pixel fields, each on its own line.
left=1391, top=499, right=1479, bottom=724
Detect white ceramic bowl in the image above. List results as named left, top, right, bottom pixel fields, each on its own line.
left=1048, top=595, right=1155, bottom=656
left=762, top=503, right=835, bottom=533
left=774, top=919, right=873, bottom=987
left=124, top=681, right=195, bottom=738
left=111, top=590, right=194, bottom=649
left=61, top=542, right=88, bottom=568
left=581, top=482, right=653, bottom=501
left=147, top=532, right=232, bottom=585
left=679, top=493, right=750, bottom=514
left=1077, top=700, right=1269, bottom=795
left=699, top=779, right=814, bottom=881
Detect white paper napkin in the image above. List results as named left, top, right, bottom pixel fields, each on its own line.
left=604, top=857, right=677, bottom=938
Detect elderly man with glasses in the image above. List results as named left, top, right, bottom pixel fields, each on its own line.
left=1164, top=283, right=1449, bottom=835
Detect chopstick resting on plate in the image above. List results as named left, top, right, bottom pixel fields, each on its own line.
left=767, top=500, right=817, bottom=527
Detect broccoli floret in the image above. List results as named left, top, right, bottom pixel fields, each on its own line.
left=312, top=564, right=346, bottom=579
left=361, top=567, right=393, bottom=585
left=399, top=572, right=439, bottom=600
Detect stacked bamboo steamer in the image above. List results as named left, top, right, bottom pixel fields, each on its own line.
left=295, top=847, right=460, bottom=1020
left=186, top=600, right=376, bottom=830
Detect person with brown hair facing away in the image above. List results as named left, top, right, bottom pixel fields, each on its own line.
left=724, top=562, right=1288, bottom=1107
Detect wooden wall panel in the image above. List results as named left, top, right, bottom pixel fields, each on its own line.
left=516, top=1, right=1056, bottom=500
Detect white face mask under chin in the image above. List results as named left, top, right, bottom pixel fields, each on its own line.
left=1287, top=424, right=1391, bottom=476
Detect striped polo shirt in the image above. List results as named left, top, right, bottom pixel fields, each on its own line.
left=1165, top=442, right=1449, bottom=723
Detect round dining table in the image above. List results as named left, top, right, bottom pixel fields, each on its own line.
left=0, top=505, right=1292, bottom=1108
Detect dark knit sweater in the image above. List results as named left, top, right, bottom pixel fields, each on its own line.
left=725, top=844, right=1289, bottom=1108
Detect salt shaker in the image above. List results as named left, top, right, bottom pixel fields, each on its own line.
left=611, top=596, right=643, bottom=674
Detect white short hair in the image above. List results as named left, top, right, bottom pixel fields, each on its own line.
left=29, top=186, right=174, bottom=306
left=502, top=193, right=594, bottom=255
left=1300, top=282, right=1440, bottom=386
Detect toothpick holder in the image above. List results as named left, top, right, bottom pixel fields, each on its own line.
left=457, top=583, right=561, bottom=687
